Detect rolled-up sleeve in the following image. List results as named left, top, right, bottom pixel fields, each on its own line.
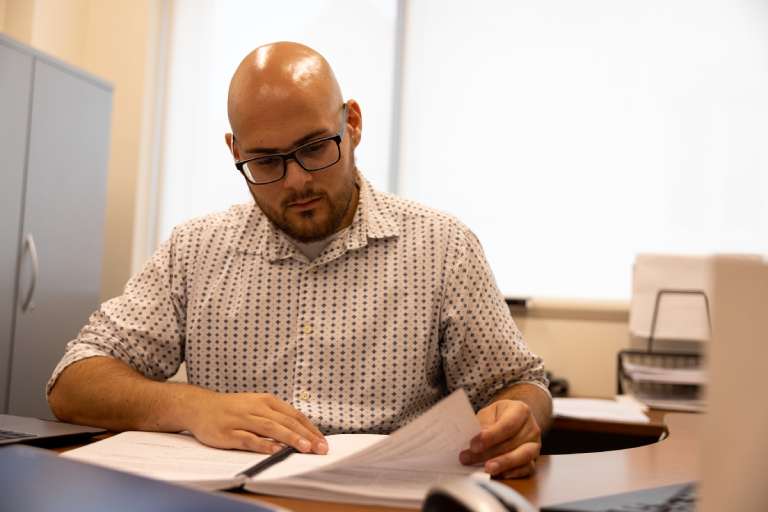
left=439, top=226, right=549, bottom=411
left=47, top=231, right=187, bottom=395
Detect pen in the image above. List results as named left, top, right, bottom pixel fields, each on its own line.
left=238, top=445, right=297, bottom=478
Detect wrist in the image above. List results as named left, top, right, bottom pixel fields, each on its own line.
left=146, top=381, right=215, bottom=432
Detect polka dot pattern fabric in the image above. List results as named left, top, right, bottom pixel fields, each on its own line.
left=48, top=174, right=548, bottom=434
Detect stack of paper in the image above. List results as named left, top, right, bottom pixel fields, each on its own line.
left=622, top=360, right=706, bottom=386
left=553, top=397, right=650, bottom=424
left=619, top=354, right=706, bottom=412
left=63, top=389, right=486, bottom=509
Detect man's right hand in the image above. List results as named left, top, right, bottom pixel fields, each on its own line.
left=184, top=391, right=328, bottom=455
left=49, top=358, right=327, bottom=456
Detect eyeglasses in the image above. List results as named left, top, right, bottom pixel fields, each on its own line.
left=234, top=103, right=348, bottom=185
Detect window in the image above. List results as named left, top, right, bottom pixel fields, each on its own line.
left=400, top=0, right=768, bottom=298
left=157, top=0, right=768, bottom=300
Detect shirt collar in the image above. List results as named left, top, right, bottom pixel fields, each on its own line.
left=233, top=172, right=399, bottom=262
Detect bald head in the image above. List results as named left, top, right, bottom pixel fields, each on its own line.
left=227, top=42, right=343, bottom=138
left=224, top=42, right=363, bottom=243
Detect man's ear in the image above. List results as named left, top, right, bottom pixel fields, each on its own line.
left=224, top=132, right=238, bottom=159
left=345, top=99, right=363, bottom=149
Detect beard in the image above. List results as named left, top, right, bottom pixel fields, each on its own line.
left=253, top=174, right=358, bottom=242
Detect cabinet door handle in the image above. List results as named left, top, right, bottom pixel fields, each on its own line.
left=21, top=234, right=39, bottom=312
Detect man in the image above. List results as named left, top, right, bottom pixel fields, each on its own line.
left=48, top=42, right=552, bottom=479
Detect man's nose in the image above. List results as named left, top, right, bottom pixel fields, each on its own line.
left=282, top=158, right=312, bottom=190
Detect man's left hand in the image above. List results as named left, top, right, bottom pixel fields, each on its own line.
left=459, top=399, right=541, bottom=479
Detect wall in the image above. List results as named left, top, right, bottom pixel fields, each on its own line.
left=1, top=0, right=162, bottom=301
left=513, top=302, right=632, bottom=398
left=2, top=1, right=34, bottom=42
left=81, top=0, right=164, bottom=301
left=13, top=0, right=90, bottom=66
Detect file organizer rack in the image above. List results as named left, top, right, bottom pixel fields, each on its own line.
left=617, top=289, right=709, bottom=402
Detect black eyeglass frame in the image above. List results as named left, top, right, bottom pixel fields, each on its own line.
left=233, top=103, right=348, bottom=185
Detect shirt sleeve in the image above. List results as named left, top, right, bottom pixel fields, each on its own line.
left=46, top=230, right=187, bottom=395
left=439, top=225, right=549, bottom=411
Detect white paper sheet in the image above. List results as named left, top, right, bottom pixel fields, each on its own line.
left=252, top=434, right=384, bottom=480
left=247, top=389, right=486, bottom=508
left=63, top=431, right=262, bottom=488
left=553, top=397, right=650, bottom=424
left=622, top=359, right=707, bottom=385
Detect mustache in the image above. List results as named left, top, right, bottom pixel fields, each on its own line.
left=282, top=189, right=326, bottom=207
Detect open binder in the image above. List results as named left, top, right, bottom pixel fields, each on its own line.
left=62, top=389, right=484, bottom=509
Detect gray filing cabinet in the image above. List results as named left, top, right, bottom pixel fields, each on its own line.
left=0, top=33, right=112, bottom=419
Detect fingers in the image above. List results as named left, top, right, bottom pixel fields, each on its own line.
left=228, top=430, right=283, bottom=454
left=460, top=437, right=516, bottom=466
left=266, top=396, right=326, bottom=439
left=474, top=401, right=531, bottom=450
left=460, top=416, right=539, bottom=465
left=188, top=392, right=328, bottom=455
left=459, top=400, right=541, bottom=478
left=247, top=414, right=326, bottom=454
left=497, top=460, right=536, bottom=480
left=259, top=396, right=327, bottom=454
left=485, top=441, right=540, bottom=478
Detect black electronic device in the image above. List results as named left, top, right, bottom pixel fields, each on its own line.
left=0, top=414, right=105, bottom=446
left=542, top=482, right=696, bottom=512
left=423, top=477, right=537, bottom=512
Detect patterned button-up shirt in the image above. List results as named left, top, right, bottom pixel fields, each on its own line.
left=49, top=175, right=548, bottom=433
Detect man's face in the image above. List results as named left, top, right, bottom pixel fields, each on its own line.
left=230, top=101, right=360, bottom=242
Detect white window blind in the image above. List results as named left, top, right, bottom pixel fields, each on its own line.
left=158, top=1, right=768, bottom=300
left=400, top=0, right=768, bottom=299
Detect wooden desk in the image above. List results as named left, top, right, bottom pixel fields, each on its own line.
left=55, top=413, right=699, bottom=511
left=522, top=413, right=698, bottom=508
left=541, top=410, right=667, bottom=455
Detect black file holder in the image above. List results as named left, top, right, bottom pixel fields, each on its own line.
left=617, top=289, right=709, bottom=396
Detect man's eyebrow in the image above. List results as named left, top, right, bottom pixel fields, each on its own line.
left=241, top=128, right=331, bottom=156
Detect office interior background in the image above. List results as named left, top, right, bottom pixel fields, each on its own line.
left=1, top=0, right=766, bottom=398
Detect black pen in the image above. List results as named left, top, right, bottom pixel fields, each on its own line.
left=238, top=445, right=297, bottom=478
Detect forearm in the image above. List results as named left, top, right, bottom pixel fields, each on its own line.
left=490, top=382, right=553, bottom=432
left=48, top=356, right=210, bottom=432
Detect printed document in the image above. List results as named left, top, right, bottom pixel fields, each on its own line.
left=63, top=389, right=485, bottom=508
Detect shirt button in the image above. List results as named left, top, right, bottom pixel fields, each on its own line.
left=298, top=390, right=311, bottom=402
left=302, top=324, right=313, bottom=335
